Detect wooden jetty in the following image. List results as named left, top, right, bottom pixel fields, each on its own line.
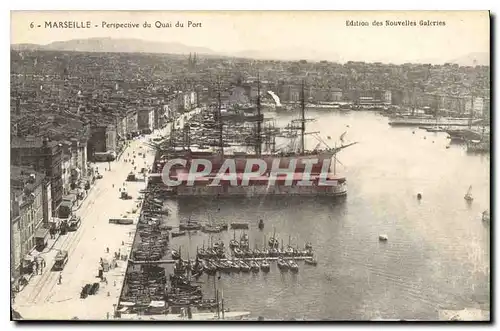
left=129, top=256, right=312, bottom=265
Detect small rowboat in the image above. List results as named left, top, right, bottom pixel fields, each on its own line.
left=260, top=259, right=270, bottom=272
left=288, top=260, right=299, bottom=273
left=304, top=257, right=318, bottom=266
left=171, top=231, right=186, bottom=238
left=277, top=257, right=289, bottom=271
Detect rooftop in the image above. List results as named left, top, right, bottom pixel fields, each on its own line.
left=11, top=136, right=60, bottom=149
left=10, top=165, right=46, bottom=193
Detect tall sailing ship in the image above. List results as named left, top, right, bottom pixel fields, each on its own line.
left=151, top=78, right=357, bottom=197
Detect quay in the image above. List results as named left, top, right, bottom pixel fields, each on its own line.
left=13, top=108, right=202, bottom=320
left=388, top=117, right=482, bottom=127
left=129, top=256, right=313, bottom=265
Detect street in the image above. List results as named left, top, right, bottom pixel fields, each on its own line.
left=13, top=110, right=198, bottom=320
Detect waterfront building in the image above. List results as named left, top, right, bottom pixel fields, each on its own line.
left=183, top=93, right=192, bottom=111
left=115, top=114, right=128, bottom=143
left=10, top=167, right=50, bottom=287
left=384, top=90, right=392, bottom=105
left=11, top=210, right=21, bottom=292
left=61, top=153, right=72, bottom=195
left=138, top=108, right=155, bottom=133
left=331, top=88, right=343, bottom=102
left=190, top=91, right=197, bottom=108
left=11, top=137, right=63, bottom=216
left=126, top=109, right=138, bottom=136
left=89, top=124, right=117, bottom=155
left=482, top=97, right=490, bottom=119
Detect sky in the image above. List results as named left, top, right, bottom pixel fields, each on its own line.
left=10, top=11, right=490, bottom=63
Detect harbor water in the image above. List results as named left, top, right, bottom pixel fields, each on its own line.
left=158, top=110, right=490, bottom=320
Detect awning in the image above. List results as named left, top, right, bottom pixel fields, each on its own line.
left=63, top=194, right=77, bottom=202
left=34, top=227, right=50, bottom=240
left=149, top=301, right=165, bottom=308
left=119, top=302, right=136, bottom=307
left=24, top=254, right=35, bottom=262
left=49, top=218, right=62, bottom=229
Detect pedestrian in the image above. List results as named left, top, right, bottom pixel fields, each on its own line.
left=58, top=273, right=62, bottom=284
left=106, top=247, right=109, bottom=253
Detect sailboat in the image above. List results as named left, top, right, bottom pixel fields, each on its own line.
left=260, top=259, right=270, bottom=272
left=268, top=227, right=279, bottom=248
left=464, top=185, right=473, bottom=202
left=482, top=209, right=490, bottom=223
left=153, top=78, right=357, bottom=179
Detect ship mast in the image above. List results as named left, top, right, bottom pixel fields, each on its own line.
left=468, top=91, right=474, bottom=129
left=300, top=80, right=306, bottom=154
left=217, top=78, right=224, bottom=157
left=256, top=73, right=262, bottom=156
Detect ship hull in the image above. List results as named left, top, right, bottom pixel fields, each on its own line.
left=171, top=182, right=347, bottom=197
left=159, top=150, right=336, bottom=174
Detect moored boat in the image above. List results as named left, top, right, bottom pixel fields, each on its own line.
left=226, top=259, right=241, bottom=272
left=288, top=260, right=299, bottom=273
left=233, top=247, right=244, bottom=258
left=230, top=222, right=250, bottom=230
left=285, top=246, right=295, bottom=256
left=202, top=224, right=223, bottom=233
left=304, top=257, right=318, bottom=266
left=482, top=209, right=490, bottom=223
left=379, top=234, right=388, bottom=241
left=179, top=221, right=202, bottom=231
left=239, top=260, right=251, bottom=272
left=159, top=224, right=173, bottom=231
left=171, top=250, right=180, bottom=260
left=171, top=231, right=186, bottom=238
left=249, top=260, right=260, bottom=273
left=260, top=259, right=270, bottom=272
left=277, top=257, right=289, bottom=271
left=269, top=237, right=279, bottom=248
left=258, top=219, right=264, bottom=230
left=464, top=185, right=474, bottom=202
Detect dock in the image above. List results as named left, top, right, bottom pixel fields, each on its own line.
left=389, top=118, right=482, bottom=127
left=130, top=256, right=312, bottom=264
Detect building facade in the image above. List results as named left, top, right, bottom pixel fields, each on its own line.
left=11, top=137, right=63, bottom=216
left=384, top=90, right=392, bottom=105
left=126, top=110, right=138, bottom=136
left=89, top=124, right=117, bottom=155
left=11, top=167, right=49, bottom=282
left=138, top=108, right=155, bottom=132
